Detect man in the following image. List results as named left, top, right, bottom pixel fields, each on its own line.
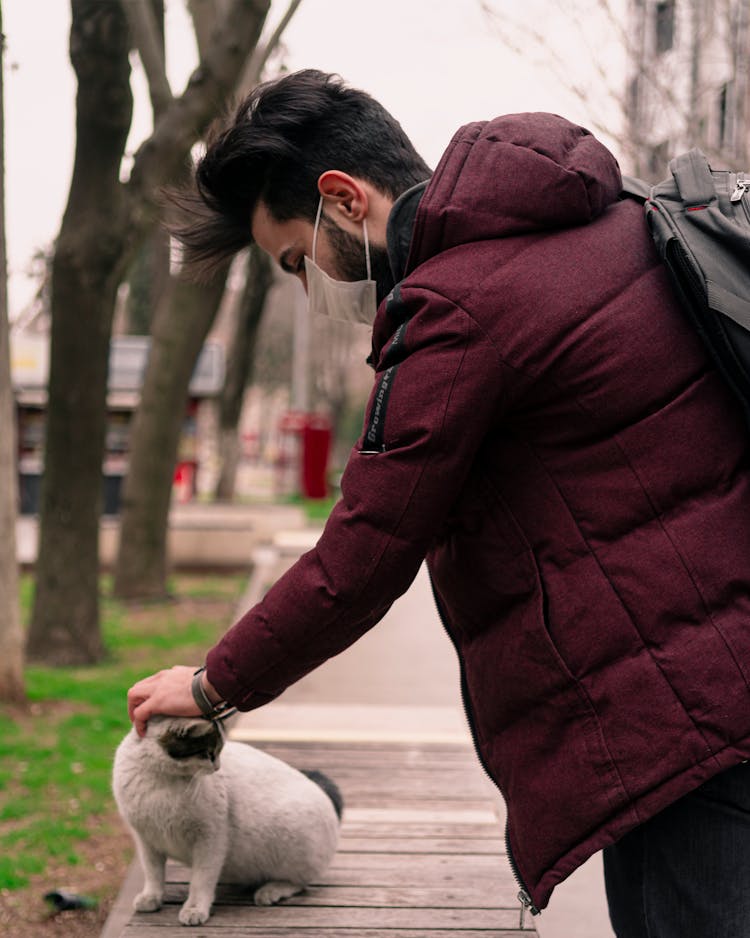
left=128, top=70, right=750, bottom=936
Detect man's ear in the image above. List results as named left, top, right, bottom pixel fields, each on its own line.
left=317, top=170, right=369, bottom=222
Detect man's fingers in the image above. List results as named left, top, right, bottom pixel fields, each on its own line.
left=126, top=665, right=202, bottom=735
left=132, top=701, right=151, bottom=738
left=127, top=671, right=163, bottom=723
left=128, top=688, right=156, bottom=733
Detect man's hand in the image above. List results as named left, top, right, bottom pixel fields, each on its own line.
left=127, top=666, right=201, bottom=737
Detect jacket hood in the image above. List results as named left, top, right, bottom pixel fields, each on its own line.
left=407, top=112, right=623, bottom=270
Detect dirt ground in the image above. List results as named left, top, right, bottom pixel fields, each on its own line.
left=0, top=813, right=133, bottom=938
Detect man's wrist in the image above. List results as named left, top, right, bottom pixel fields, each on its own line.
left=191, top=666, right=228, bottom=718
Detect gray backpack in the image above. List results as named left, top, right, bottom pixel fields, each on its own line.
left=622, top=150, right=750, bottom=427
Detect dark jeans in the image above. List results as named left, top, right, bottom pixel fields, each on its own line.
left=603, top=760, right=750, bottom=938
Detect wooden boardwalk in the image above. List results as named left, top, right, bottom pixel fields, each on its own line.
left=116, top=739, right=539, bottom=937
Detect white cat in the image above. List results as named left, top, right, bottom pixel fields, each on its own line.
left=112, top=715, right=343, bottom=926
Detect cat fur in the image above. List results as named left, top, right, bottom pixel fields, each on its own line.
left=112, top=715, right=342, bottom=926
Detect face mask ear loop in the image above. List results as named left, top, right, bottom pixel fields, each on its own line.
left=363, top=217, right=372, bottom=280
left=312, top=196, right=324, bottom=263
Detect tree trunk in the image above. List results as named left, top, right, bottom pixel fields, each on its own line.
left=123, top=0, right=170, bottom=337
left=26, top=0, right=133, bottom=665
left=112, top=274, right=227, bottom=599
left=28, top=0, right=270, bottom=659
left=0, top=3, right=25, bottom=701
left=113, top=0, right=309, bottom=596
left=215, top=245, right=272, bottom=500
left=123, top=230, right=171, bottom=335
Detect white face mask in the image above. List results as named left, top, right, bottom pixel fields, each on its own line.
left=304, top=197, right=378, bottom=325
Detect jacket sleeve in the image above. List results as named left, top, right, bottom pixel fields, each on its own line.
left=205, top=287, right=508, bottom=710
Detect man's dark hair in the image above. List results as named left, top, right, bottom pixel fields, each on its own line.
left=173, top=69, right=431, bottom=278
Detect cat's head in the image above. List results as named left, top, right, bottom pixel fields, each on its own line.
left=141, top=716, right=225, bottom=776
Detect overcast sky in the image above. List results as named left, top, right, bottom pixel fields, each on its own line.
left=3, top=0, right=627, bottom=318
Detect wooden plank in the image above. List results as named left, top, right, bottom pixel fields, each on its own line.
left=340, top=822, right=505, bottom=839
left=164, top=868, right=509, bottom=891
left=249, top=748, right=480, bottom=765
left=329, top=780, right=497, bottom=800
left=251, top=740, right=478, bottom=757
left=344, top=804, right=503, bottom=831
left=252, top=751, right=488, bottom=772
left=309, top=771, right=495, bottom=790
left=283, top=763, right=491, bottom=779
left=294, top=883, right=525, bottom=910
left=123, top=928, right=536, bottom=938
left=165, top=854, right=510, bottom=889
left=160, top=881, right=523, bottom=909
left=315, top=869, right=509, bottom=890
left=324, top=852, right=507, bottom=870
left=259, top=752, right=484, bottom=769
left=126, top=903, right=528, bottom=930
left=336, top=836, right=506, bottom=854
left=338, top=802, right=501, bottom=817
left=335, top=790, right=493, bottom=803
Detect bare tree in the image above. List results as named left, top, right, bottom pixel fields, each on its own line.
left=113, top=274, right=228, bottom=598
left=27, top=0, right=271, bottom=665
left=480, top=2, right=627, bottom=140
left=113, top=0, right=302, bottom=598
left=122, top=0, right=170, bottom=336
left=214, top=245, right=273, bottom=501
left=27, top=0, right=133, bottom=665
left=0, top=3, right=25, bottom=702
left=480, top=0, right=750, bottom=176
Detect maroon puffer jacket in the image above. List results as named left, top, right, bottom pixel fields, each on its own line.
left=207, top=113, right=750, bottom=911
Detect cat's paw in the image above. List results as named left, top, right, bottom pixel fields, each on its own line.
left=253, top=880, right=302, bottom=906
left=178, top=902, right=211, bottom=926
left=133, top=890, right=162, bottom=913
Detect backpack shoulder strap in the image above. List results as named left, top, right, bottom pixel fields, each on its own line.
left=668, top=149, right=717, bottom=206
left=620, top=174, right=651, bottom=204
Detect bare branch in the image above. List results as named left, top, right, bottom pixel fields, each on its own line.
left=479, top=0, right=698, bottom=165
left=123, top=0, right=271, bottom=250
left=124, top=0, right=173, bottom=115
left=238, top=0, right=304, bottom=93
left=187, top=0, right=219, bottom=59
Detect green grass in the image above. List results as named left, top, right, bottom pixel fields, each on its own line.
left=285, top=493, right=338, bottom=522
left=0, top=573, right=245, bottom=891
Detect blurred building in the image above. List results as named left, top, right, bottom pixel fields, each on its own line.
left=625, top=0, right=749, bottom=178
left=10, top=333, right=224, bottom=514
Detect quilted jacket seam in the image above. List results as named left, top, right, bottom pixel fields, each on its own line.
left=526, top=431, right=721, bottom=768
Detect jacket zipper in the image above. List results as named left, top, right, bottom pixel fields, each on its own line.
left=427, top=569, right=541, bottom=919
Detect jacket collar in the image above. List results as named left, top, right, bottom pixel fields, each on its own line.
left=367, top=181, right=430, bottom=368
left=386, top=180, right=429, bottom=284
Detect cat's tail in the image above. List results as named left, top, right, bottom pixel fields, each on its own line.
left=302, top=770, right=344, bottom=821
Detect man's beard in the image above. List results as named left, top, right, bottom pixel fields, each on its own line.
left=320, top=215, right=395, bottom=305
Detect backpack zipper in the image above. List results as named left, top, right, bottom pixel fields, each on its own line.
left=427, top=570, right=541, bottom=920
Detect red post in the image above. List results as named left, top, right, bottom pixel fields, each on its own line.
left=302, top=414, right=331, bottom=499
